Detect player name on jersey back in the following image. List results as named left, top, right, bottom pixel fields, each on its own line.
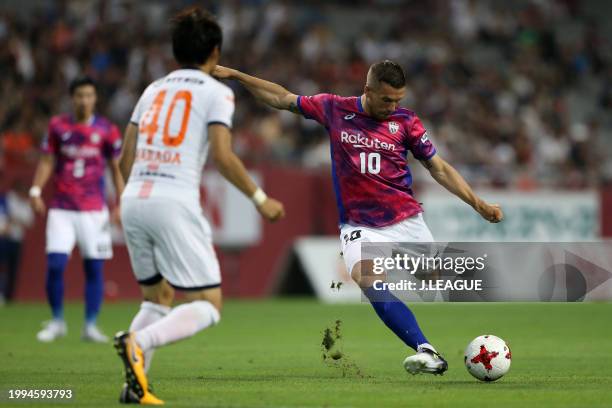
left=123, top=69, right=234, bottom=203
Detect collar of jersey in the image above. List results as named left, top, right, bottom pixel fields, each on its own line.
left=356, top=96, right=365, bottom=112
left=172, top=68, right=209, bottom=78
left=70, top=114, right=96, bottom=126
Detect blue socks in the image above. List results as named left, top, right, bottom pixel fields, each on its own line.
left=363, top=286, right=428, bottom=351
left=46, top=253, right=69, bottom=320
left=83, top=259, right=104, bottom=325
left=45, top=254, right=105, bottom=325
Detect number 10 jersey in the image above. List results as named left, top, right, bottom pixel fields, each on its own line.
left=297, top=94, right=437, bottom=228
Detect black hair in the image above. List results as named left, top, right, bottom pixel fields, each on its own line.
left=69, top=76, right=96, bottom=95
left=369, top=60, right=406, bottom=88
left=171, top=7, right=222, bottom=66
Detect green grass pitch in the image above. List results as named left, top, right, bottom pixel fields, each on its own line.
left=1, top=300, right=611, bottom=407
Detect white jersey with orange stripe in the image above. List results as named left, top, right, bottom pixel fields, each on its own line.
left=122, top=68, right=234, bottom=204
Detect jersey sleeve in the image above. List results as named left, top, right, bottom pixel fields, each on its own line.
left=129, top=96, right=144, bottom=126
left=103, top=124, right=122, bottom=159
left=41, top=119, right=59, bottom=155
left=406, top=115, right=436, bottom=160
left=207, top=87, right=235, bottom=128
left=296, top=94, right=334, bottom=126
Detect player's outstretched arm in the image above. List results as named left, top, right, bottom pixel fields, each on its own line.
left=420, top=155, right=503, bottom=223
left=29, top=153, right=55, bottom=215
left=213, top=65, right=300, bottom=113
left=118, top=123, right=139, bottom=182
left=209, top=124, right=285, bottom=222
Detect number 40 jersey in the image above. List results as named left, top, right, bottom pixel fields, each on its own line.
left=297, top=94, right=437, bottom=228
left=123, top=68, right=235, bottom=203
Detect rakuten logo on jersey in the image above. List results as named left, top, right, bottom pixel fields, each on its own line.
left=340, top=131, right=396, bottom=151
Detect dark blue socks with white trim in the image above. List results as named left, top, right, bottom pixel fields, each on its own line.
left=363, top=286, right=429, bottom=351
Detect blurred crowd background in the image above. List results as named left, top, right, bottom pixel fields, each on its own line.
left=1, top=0, right=612, bottom=189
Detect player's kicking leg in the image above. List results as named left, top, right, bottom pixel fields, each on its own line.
left=114, top=282, right=221, bottom=405
left=351, top=260, right=448, bottom=375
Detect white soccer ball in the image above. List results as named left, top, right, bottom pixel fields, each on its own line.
left=464, top=335, right=511, bottom=382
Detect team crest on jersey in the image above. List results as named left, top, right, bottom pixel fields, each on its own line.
left=91, top=132, right=101, bottom=144
left=388, top=121, right=399, bottom=134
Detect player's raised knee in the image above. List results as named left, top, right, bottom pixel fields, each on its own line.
left=183, top=287, right=223, bottom=315
left=351, top=260, right=378, bottom=289
left=350, top=262, right=362, bottom=286
left=141, top=280, right=175, bottom=306
left=351, top=259, right=384, bottom=289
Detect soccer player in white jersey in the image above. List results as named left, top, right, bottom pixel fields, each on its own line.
left=213, top=60, right=503, bottom=376
left=114, top=7, right=285, bottom=405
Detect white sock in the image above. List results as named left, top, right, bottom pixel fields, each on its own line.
left=129, top=301, right=171, bottom=372
left=134, top=300, right=220, bottom=352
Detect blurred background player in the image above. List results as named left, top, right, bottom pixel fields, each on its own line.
left=30, top=76, right=124, bottom=343
left=213, top=60, right=503, bottom=375
left=114, top=7, right=284, bottom=404
left=0, top=179, right=34, bottom=304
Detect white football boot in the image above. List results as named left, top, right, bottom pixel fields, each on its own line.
left=81, top=324, right=109, bottom=343
left=36, top=320, right=67, bottom=342
left=403, top=343, right=448, bottom=375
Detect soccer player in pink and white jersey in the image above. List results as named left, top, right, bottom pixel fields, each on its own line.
left=30, top=77, right=124, bottom=343
left=214, top=60, right=503, bottom=375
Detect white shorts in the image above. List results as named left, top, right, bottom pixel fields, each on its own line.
left=46, top=208, right=113, bottom=259
left=340, top=213, right=434, bottom=274
left=121, top=197, right=220, bottom=290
